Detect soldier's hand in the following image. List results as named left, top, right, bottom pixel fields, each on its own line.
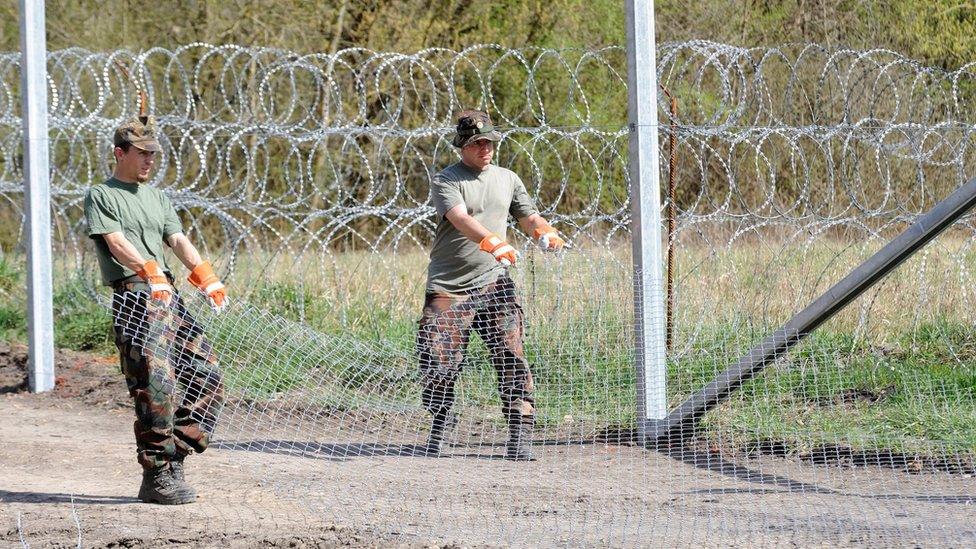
left=533, top=225, right=565, bottom=251
left=479, top=234, right=518, bottom=267
left=137, top=260, right=173, bottom=306
left=188, top=261, right=227, bottom=313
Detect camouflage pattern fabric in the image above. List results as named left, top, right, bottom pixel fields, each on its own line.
left=111, top=283, right=224, bottom=470
left=416, top=275, right=534, bottom=427
left=451, top=110, right=502, bottom=148
left=113, top=114, right=161, bottom=152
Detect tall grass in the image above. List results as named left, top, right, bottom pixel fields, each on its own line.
left=2, top=229, right=974, bottom=457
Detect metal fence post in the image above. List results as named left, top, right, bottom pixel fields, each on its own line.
left=20, top=0, right=55, bottom=393
left=625, top=0, right=667, bottom=441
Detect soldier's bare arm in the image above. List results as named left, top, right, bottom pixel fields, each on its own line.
left=166, top=232, right=204, bottom=271
left=445, top=204, right=518, bottom=266
left=167, top=232, right=227, bottom=311
left=517, top=213, right=547, bottom=236
left=103, top=231, right=150, bottom=272
left=102, top=231, right=172, bottom=303
left=518, top=213, right=565, bottom=251
left=444, top=204, right=492, bottom=242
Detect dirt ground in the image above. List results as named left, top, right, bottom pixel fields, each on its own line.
left=0, top=344, right=434, bottom=548
left=2, top=343, right=975, bottom=548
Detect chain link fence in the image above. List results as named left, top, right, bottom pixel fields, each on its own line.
left=1, top=41, right=974, bottom=546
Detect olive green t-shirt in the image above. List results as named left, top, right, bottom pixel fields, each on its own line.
left=84, top=177, right=183, bottom=285
left=427, top=162, right=538, bottom=293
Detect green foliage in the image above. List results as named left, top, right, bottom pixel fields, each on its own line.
left=0, top=256, right=20, bottom=294
left=4, top=0, right=971, bottom=67
left=54, top=307, right=114, bottom=353
left=50, top=277, right=115, bottom=353
left=250, top=281, right=315, bottom=323
left=0, top=0, right=624, bottom=53
left=4, top=1, right=974, bottom=252
left=0, top=303, right=25, bottom=340
left=0, top=263, right=115, bottom=352
left=887, top=0, right=976, bottom=70
left=0, top=256, right=24, bottom=341
left=0, top=250, right=973, bottom=458
left=700, top=322, right=976, bottom=456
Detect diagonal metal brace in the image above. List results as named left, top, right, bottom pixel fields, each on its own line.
left=644, top=177, right=976, bottom=447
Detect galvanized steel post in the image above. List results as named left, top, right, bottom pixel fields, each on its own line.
left=20, top=0, right=55, bottom=393
left=625, top=0, right=667, bottom=440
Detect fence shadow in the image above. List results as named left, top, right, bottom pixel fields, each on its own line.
left=0, top=490, right=138, bottom=505
left=661, top=445, right=976, bottom=506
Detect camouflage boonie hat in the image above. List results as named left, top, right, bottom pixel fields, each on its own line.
left=452, top=110, right=502, bottom=148
left=113, top=115, right=160, bottom=152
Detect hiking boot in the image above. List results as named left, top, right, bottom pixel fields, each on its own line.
left=506, top=424, right=536, bottom=462
left=170, top=456, right=185, bottom=482
left=423, top=409, right=457, bottom=457
left=137, top=465, right=197, bottom=505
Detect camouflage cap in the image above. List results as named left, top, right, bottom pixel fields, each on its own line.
left=451, top=110, right=502, bottom=148
left=113, top=115, right=160, bottom=152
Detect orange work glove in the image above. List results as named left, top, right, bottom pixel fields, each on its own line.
left=136, top=260, right=173, bottom=305
left=533, top=224, right=565, bottom=251
left=187, top=261, right=227, bottom=312
left=479, top=234, right=517, bottom=267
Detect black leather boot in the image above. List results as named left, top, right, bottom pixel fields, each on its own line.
left=137, top=464, right=197, bottom=505
left=506, top=423, right=536, bottom=462
left=424, top=408, right=456, bottom=457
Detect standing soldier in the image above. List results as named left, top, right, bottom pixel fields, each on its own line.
left=84, top=114, right=226, bottom=504
left=418, top=110, right=565, bottom=461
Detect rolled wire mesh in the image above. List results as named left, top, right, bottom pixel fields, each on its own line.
left=1, top=41, right=974, bottom=546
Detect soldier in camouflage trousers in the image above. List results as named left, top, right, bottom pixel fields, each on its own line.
left=419, top=111, right=565, bottom=461
left=111, top=282, right=224, bottom=471
left=85, top=114, right=227, bottom=504
left=417, top=275, right=533, bottom=431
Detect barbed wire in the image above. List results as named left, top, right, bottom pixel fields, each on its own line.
left=1, top=41, right=975, bottom=364
left=2, top=42, right=974, bottom=272
left=1, top=41, right=975, bottom=546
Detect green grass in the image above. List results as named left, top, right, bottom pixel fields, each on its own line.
left=0, top=239, right=974, bottom=462
left=53, top=307, right=114, bottom=353
left=51, top=277, right=116, bottom=354
left=202, top=299, right=415, bottom=403
left=0, top=256, right=20, bottom=294
left=0, top=256, right=27, bottom=343
left=0, top=302, right=26, bottom=341
left=0, top=264, right=115, bottom=354
left=701, top=322, right=976, bottom=457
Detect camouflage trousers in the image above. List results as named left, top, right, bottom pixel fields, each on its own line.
left=416, top=276, right=534, bottom=427
left=111, top=283, right=224, bottom=470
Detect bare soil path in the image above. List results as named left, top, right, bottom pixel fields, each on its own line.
left=2, top=343, right=974, bottom=547
left=0, top=344, right=428, bottom=548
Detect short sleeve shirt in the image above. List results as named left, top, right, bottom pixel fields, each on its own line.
left=84, top=177, right=183, bottom=285
left=427, top=162, right=538, bottom=293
